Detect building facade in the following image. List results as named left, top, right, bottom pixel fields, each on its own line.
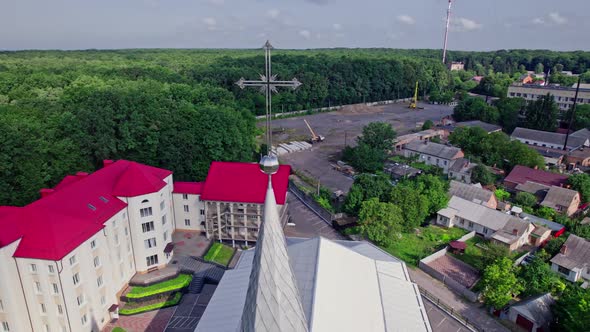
left=402, top=141, right=464, bottom=174
left=507, top=84, right=590, bottom=112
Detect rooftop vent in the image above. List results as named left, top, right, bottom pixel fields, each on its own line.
left=99, top=196, right=109, bottom=203
left=87, top=204, right=97, bottom=211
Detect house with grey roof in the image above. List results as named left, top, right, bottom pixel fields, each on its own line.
left=196, top=172, right=432, bottom=332
left=449, top=180, right=497, bottom=209
left=448, top=158, right=478, bottom=183
left=551, top=234, right=590, bottom=283
left=455, top=120, right=502, bottom=133
left=436, top=196, right=533, bottom=251
left=540, top=186, right=581, bottom=216
left=403, top=141, right=464, bottom=174
left=506, top=293, right=555, bottom=332
left=511, top=127, right=590, bottom=151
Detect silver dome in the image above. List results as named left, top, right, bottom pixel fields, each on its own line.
left=259, top=155, right=279, bottom=175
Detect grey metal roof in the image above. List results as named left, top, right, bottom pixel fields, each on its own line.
left=491, top=218, right=532, bottom=245
left=455, top=120, right=502, bottom=133
left=511, top=127, right=588, bottom=149
left=511, top=293, right=555, bottom=326
left=445, top=196, right=512, bottom=231
left=404, top=141, right=463, bottom=160
left=519, top=213, right=565, bottom=232
left=540, top=186, right=579, bottom=209
left=515, top=181, right=550, bottom=195
left=550, top=234, right=590, bottom=270
left=449, top=180, right=494, bottom=205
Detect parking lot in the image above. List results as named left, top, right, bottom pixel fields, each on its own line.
left=269, top=102, right=453, bottom=193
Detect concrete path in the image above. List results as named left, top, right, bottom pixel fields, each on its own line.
left=409, top=268, right=510, bottom=332
left=284, top=194, right=346, bottom=240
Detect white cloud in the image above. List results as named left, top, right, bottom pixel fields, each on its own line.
left=396, top=15, right=415, bottom=25
left=532, top=17, right=545, bottom=25
left=202, top=17, right=217, bottom=31
left=267, top=9, right=280, bottom=19
left=452, top=17, right=482, bottom=32
left=548, top=12, right=567, bottom=25
left=332, top=23, right=342, bottom=31
left=299, top=30, right=311, bottom=39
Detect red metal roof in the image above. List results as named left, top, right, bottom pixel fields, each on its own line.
left=200, top=161, right=291, bottom=205
left=173, top=182, right=205, bottom=195
left=504, top=165, right=568, bottom=188
left=0, top=160, right=172, bottom=260
left=449, top=241, right=467, bottom=250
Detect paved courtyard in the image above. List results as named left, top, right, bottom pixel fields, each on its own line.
left=103, top=306, right=175, bottom=332
left=427, top=254, right=480, bottom=289
left=165, top=284, right=217, bottom=332
left=171, top=231, right=210, bottom=257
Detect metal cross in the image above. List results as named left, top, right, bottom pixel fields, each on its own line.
left=236, top=40, right=302, bottom=156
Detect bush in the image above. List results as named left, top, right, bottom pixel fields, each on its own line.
left=112, top=328, right=127, bottom=332
left=126, top=274, right=192, bottom=299
left=119, top=293, right=182, bottom=315
left=515, top=192, right=537, bottom=207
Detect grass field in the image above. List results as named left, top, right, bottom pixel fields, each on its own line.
left=120, top=293, right=182, bottom=315
left=204, top=242, right=234, bottom=266
left=126, top=274, right=192, bottom=299
left=450, top=237, right=529, bottom=273
left=381, top=225, right=468, bottom=266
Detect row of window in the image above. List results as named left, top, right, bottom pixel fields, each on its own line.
left=510, top=92, right=590, bottom=104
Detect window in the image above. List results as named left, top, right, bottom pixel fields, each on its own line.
left=48, top=265, right=54, bottom=274
left=115, top=234, right=119, bottom=245
left=146, top=254, right=159, bottom=266
left=72, top=273, right=80, bottom=286
left=124, top=227, right=128, bottom=236
left=69, top=255, right=77, bottom=266
left=140, top=207, right=153, bottom=218
left=57, top=304, right=63, bottom=315
left=145, top=238, right=157, bottom=249
left=160, top=201, right=165, bottom=211
left=141, top=221, right=155, bottom=233
left=184, top=219, right=191, bottom=226
left=40, top=303, right=46, bottom=314
left=183, top=194, right=188, bottom=200
left=90, top=239, right=97, bottom=249
left=30, top=264, right=37, bottom=273
left=127, top=242, right=131, bottom=253
left=81, top=314, right=88, bottom=325
left=142, top=199, right=149, bottom=203
left=558, top=265, right=570, bottom=276
left=35, top=282, right=42, bottom=293
left=468, top=221, right=474, bottom=228
left=100, top=296, right=106, bottom=306
left=97, top=276, right=103, bottom=287
left=161, top=215, right=167, bottom=225
left=117, top=250, right=121, bottom=262
left=184, top=205, right=190, bottom=213
left=123, top=212, right=126, bottom=219
left=200, top=209, right=205, bottom=216
left=52, top=283, right=59, bottom=294
left=0, top=299, right=3, bottom=311
left=200, top=221, right=206, bottom=226
left=93, top=256, right=101, bottom=268
left=1, top=322, right=8, bottom=332
left=77, top=294, right=85, bottom=306
left=113, top=219, right=117, bottom=228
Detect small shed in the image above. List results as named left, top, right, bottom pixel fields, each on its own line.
left=507, top=293, right=554, bottom=332
left=449, top=241, right=467, bottom=254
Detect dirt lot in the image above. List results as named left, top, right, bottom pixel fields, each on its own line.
left=427, top=254, right=480, bottom=289
left=264, top=102, right=453, bottom=193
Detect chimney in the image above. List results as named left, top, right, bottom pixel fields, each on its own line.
left=561, top=245, right=568, bottom=255
left=103, top=160, right=114, bottom=168
left=40, top=188, right=55, bottom=198
left=512, top=228, right=518, bottom=235
left=76, top=172, right=89, bottom=179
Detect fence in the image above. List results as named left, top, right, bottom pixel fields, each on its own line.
left=288, top=180, right=334, bottom=224
left=419, top=231, right=481, bottom=303
left=419, top=287, right=481, bottom=332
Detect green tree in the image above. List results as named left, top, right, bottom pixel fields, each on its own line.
left=481, top=257, right=524, bottom=309
left=535, top=206, right=557, bottom=220
left=515, top=192, right=538, bottom=207
left=389, top=183, right=429, bottom=231
left=552, top=285, right=590, bottom=331
left=453, top=96, right=500, bottom=123
left=565, top=104, right=590, bottom=131
left=535, top=63, right=545, bottom=74
left=343, top=173, right=392, bottom=215
left=422, top=120, right=434, bottom=130
left=357, top=122, right=397, bottom=152
left=414, top=174, right=450, bottom=214
left=358, top=198, right=404, bottom=246
left=471, top=164, right=495, bottom=185
left=524, top=94, right=559, bottom=131
left=567, top=173, right=590, bottom=202
left=495, top=97, right=525, bottom=133
left=519, top=255, right=565, bottom=297
left=342, top=143, right=385, bottom=174
left=495, top=188, right=510, bottom=201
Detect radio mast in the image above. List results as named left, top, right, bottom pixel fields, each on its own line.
left=442, top=0, right=453, bottom=64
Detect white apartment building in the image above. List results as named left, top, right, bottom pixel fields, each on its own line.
left=0, top=159, right=290, bottom=332
left=507, top=83, right=590, bottom=112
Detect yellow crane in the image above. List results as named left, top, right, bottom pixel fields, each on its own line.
left=303, top=119, right=325, bottom=143
left=409, top=81, right=419, bottom=109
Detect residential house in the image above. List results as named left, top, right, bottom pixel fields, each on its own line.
left=540, top=186, right=581, bottom=216
left=529, top=145, right=566, bottom=166
left=384, top=162, right=421, bottom=180
left=441, top=120, right=502, bottom=137
left=447, top=158, right=477, bottom=183
left=550, top=234, right=590, bottom=283
left=566, top=147, right=590, bottom=167
left=393, top=129, right=444, bottom=151
left=519, top=212, right=566, bottom=237
left=436, top=196, right=533, bottom=251
left=504, top=165, right=568, bottom=190
left=448, top=180, right=498, bottom=209
left=403, top=141, right=464, bottom=174
left=511, top=127, right=590, bottom=151
left=506, top=293, right=555, bottom=332
left=449, top=61, right=464, bottom=71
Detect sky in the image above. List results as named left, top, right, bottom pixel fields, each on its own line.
left=1, top=0, right=589, bottom=51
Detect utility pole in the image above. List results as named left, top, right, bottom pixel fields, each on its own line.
left=442, top=0, right=453, bottom=64
left=564, top=76, right=582, bottom=151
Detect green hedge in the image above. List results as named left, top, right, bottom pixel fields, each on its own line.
left=126, top=274, right=192, bottom=299
left=204, top=242, right=234, bottom=266
left=120, top=293, right=182, bottom=315
left=112, top=328, right=127, bottom=332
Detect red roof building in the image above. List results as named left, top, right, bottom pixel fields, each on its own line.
left=504, top=165, right=569, bottom=190
left=173, top=182, right=205, bottom=195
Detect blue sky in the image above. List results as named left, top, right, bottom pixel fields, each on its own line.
left=1, top=0, right=588, bottom=50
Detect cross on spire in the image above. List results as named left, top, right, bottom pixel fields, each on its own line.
left=236, top=40, right=302, bottom=157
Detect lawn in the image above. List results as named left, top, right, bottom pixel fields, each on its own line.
left=450, top=237, right=529, bottom=272
left=126, top=274, right=192, bottom=299
left=120, top=292, right=182, bottom=315
left=204, top=242, right=234, bottom=266
left=381, top=226, right=468, bottom=266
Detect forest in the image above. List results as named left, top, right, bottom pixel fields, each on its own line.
left=2, top=48, right=590, bottom=206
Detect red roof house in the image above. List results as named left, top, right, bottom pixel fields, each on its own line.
left=504, top=166, right=568, bottom=190
left=173, top=182, right=205, bottom=195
